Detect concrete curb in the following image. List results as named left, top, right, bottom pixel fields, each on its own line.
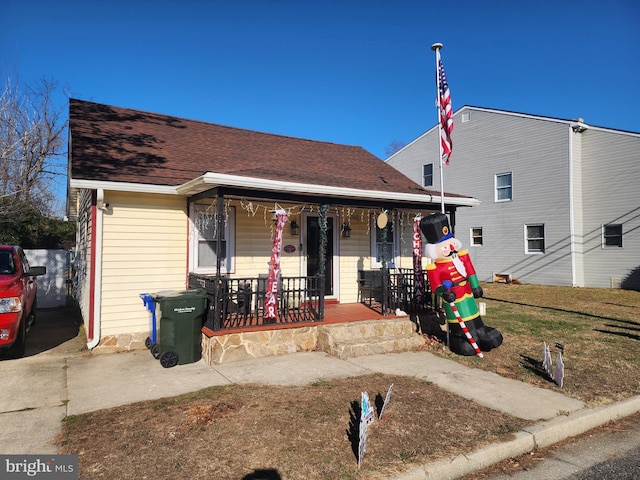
left=524, top=395, right=640, bottom=449
left=388, top=395, right=640, bottom=480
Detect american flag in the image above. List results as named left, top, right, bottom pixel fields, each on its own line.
left=438, top=58, right=453, bottom=164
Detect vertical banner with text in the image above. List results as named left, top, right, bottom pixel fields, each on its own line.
left=412, top=218, right=425, bottom=305
left=264, top=211, right=288, bottom=321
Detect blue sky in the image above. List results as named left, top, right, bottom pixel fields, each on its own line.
left=2, top=0, right=639, bottom=203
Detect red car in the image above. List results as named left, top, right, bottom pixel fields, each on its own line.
left=0, top=246, right=46, bottom=358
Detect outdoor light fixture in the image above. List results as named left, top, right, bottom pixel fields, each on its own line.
left=341, top=222, right=352, bottom=238
left=290, top=220, right=299, bottom=235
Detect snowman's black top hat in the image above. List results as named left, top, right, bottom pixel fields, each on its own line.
left=420, top=213, right=452, bottom=244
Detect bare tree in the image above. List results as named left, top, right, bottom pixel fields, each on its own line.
left=0, top=74, right=68, bottom=220
left=384, top=139, right=406, bottom=158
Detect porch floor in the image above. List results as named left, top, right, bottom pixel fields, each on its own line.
left=323, top=302, right=393, bottom=324
left=202, top=302, right=398, bottom=337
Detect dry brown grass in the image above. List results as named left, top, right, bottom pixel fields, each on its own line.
left=448, top=284, right=640, bottom=407
left=55, top=284, right=640, bottom=479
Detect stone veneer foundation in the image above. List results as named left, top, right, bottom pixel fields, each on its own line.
left=202, top=317, right=425, bottom=364
left=90, top=317, right=426, bottom=364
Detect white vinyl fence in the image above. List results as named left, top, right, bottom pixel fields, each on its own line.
left=24, top=249, right=71, bottom=308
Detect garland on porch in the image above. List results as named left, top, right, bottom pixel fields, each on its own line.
left=318, top=204, right=328, bottom=277
left=189, top=198, right=435, bottom=248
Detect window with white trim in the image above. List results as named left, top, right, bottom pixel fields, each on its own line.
left=525, top=224, right=545, bottom=254
left=192, top=204, right=235, bottom=273
left=471, top=227, right=483, bottom=246
left=371, top=216, right=397, bottom=268
left=423, top=163, right=434, bottom=187
left=495, top=172, right=513, bottom=202
left=602, top=224, right=623, bottom=248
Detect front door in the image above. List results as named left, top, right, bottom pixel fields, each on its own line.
left=301, top=213, right=338, bottom=297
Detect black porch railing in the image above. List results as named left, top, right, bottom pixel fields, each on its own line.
left=358, top=268, right=434, bottom=315
left=189, top=273, right=325, bottom=332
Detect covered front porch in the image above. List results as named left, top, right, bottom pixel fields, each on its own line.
left=181, top=179, right=471, bottom=365
left=189, top=268, right=435, bottom=334
left=189, top=271, right=444, bottom=365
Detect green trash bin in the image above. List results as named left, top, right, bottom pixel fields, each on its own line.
left=153, top=289, right=208, bottom=368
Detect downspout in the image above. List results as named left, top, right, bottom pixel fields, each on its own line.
left=568, top=127, right=577, bottom=287
left=87, top=188, right=105, bottom=349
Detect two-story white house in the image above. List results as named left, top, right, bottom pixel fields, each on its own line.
left=386, top=106, right=640, bottom=290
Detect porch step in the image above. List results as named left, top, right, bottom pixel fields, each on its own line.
left=316, top=317, right=425, bottom=360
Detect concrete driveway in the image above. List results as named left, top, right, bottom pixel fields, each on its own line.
left=0, top=306, right=85, bottom=454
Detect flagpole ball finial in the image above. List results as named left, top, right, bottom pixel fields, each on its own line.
left=431, top=42, right=443, bottom=51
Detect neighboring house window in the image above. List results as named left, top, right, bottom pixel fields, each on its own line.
left=525, top=224, right=545, bottom=254
left=471, top=227, right=483, bottom=246
left=495, top=172, right=513, bottom=202
left=192, top=204, right=235, bottom=272
left=603, top=224, right=623, bottom=248
left=371, top=216, right=397, bottom=268
left=423, top=163, right=433, bottom=187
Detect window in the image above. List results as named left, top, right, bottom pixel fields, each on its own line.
left=0, top=250, right=15, bottom=274
left=371, top=217, right=397, bottom=268
left=495, top=172, right=513, bottom=202
left=525, top=224, right=545, bottom=254
left=192, top=204, right=235, bottom=273
left=461, top=112, right=470, bottom=123
left=603, top=224, right=623, bottom=248
left=423, top=163, right=433, bottom=187
left=471, top=227, right=483, bottom=246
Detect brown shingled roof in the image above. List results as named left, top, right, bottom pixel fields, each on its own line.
left=69, top=99, right=432, bottom=196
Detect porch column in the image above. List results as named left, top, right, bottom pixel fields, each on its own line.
left=215, top=190, right=224, bottom=279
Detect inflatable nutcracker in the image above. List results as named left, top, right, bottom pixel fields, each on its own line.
left=420, top=213, right=503, bottom=356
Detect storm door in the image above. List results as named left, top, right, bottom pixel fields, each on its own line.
left=301, top=213, right=338, bottom=297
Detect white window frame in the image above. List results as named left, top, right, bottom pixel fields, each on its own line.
left=602, top=224, right=623, bottom=248
left=423, top=163, right=434, bottom=187
left=190, top=203, right=235, bottom=274
left=524, top=223, right=545, bottom=254
left=495, top=172, right=513, bottom=202
left=470, top=227, right=483, bottom=246
left=371, top=215, right=398, bottom=269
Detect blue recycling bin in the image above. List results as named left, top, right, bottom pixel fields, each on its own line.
left=140, top=293, right=160, bottom=358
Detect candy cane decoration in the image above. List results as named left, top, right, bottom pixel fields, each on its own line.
left=448, top=301, right=483, bottom=358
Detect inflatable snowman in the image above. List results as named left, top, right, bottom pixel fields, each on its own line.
left=420, top=213, right=503, bottom=356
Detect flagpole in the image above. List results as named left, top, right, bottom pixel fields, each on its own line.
left=431, top=42, right=445, bottom=214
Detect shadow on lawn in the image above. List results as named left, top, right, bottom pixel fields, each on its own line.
left=241, top=469, right=282, bottom=480
left=485, top=296, right=640, bottom=324
left=594, top=328, right=640, bottom=341
left=346, top=400, right=362, bottom=461
left=520, top=354, right=553, bottom=383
